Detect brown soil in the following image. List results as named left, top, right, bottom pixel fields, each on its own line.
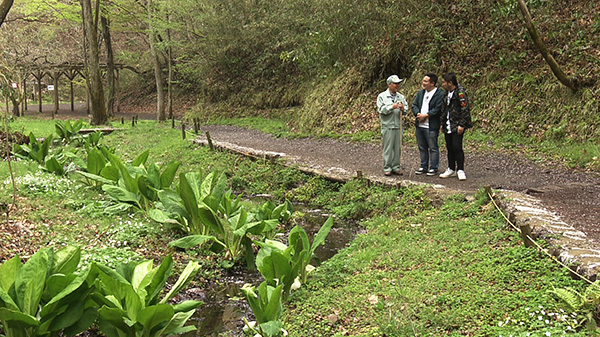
left=198, top=124, right=600, bottom=245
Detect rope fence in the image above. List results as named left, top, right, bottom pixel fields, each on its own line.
left=487, top=188, right=600, bottom=289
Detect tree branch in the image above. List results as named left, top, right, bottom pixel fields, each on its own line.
left=516, top=0, right=579, bottom=91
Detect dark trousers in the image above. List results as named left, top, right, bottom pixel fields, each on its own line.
left=444, top=132, right=464, bottom=171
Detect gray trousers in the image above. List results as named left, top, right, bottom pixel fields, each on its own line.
left=382, top=127, right=402, bottom=172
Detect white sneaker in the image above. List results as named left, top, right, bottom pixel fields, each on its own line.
left=457, top=170, right=466, bottom=181
left=439, top=168, right=456, bottom=178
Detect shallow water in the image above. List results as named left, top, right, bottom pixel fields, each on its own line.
left=183, top=203, right=357, bottom=336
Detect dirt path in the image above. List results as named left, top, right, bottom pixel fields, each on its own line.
left=198, top=124, right=600, bottom=245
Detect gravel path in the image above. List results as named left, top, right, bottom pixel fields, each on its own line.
left=199, top=124, right=600, bottom=245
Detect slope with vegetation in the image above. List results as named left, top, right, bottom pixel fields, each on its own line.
left=179, top=0, right=599, bottom=151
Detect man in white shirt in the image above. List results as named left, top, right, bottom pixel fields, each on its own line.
left=411, top=73, right=444, bottom=176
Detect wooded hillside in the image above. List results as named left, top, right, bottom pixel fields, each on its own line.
left=1, top=0, right=599, bottom=141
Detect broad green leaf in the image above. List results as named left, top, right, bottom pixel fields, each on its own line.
left=51, top=246, right=80, bottom=275
left=179, top=173, right=200, bottom=229
left=41, top=135, right=52, bottom=160
left=0, top=307, right=39, bottom=326
left=145, top=256, right=173, bottom=305
left=172, top=300, right=203, bottom=313
left=45, top=274, right=74, bottom=300
left=310, top=216, right=334, bottom=256
left=124, top=286, right=143, bottom=322
left=288, top=226, right=310, bottom=255
left=97, top=306, right=131, bottom=333
left=212, top=172, right=228, bottom=203
left=146, top=163, right=161, bottom=188
left=138, top=176, right=157, bottom=201
left=100, top=165, right=120, bottom=182
left=257, top=251, right=291, bottom=286
left=160, top=261, right=201, bottom=304
left=95, top=263, right=130, bottom=288
left=260, top=320, right=284, bottom=337
left=0, top=287, right=20, bottom=311
left=136, top=304, right=174, bottom=332
left=231, top=208, right=249, bottom=232
left=258, top=239, right=288, bottom=252
left=184, top=172, right=203, bottom=201
left=118, top=164, right=139, bottom=195
left=198, top=205, right=224, bottom=237
left=87, top=148, right=107, bottom=175
left=76, top=171, right=114, bottom=185
left=148, top=208, right=180, bottom=225
left=0, top=256, right=21, bottom=291
left=42, top=267, right=91, bottom=316
left=200, top=171, right=216, bottom=199
left=157, top=189, right=189, bottom=220
left=15, top=249, right=48, bottom=315
left=46, top=298, right=85, bottom=331
left=169, top=235, right=221, bottom=249
left=203, top=194, right=220, bottom=213
left=262, top=285, right=283, bottom=323
left=131, top=260, right=154, bottom=293
left=159, top=161, right=181, bottom=188
left=45, top=156, right=64, bottom=175
left=62, top=307, right=98, bottom=336
left=132, top=149, right=150, bottom=167
left=158, top=308, right=198, bottom=336
left=103, top=185, right=139, bottom=203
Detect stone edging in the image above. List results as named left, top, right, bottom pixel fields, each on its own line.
left=194, top=137, right=600, bottom=281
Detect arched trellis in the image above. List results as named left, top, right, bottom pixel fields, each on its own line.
left=16, top=61, right=136, bottom=117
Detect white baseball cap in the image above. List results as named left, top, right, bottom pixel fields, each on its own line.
left=386, top=75, right=403, bottom=84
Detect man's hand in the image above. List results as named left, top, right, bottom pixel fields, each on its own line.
left=416, top=113, right=428, bottom=123
left=458, top=126, right=465, bottom=135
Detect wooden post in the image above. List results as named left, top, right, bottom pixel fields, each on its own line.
left=132, top=116, right=135, bottom=127
left=121, top=117, right=124, bottom=124
left=357, top=170, right=363, bottom=179
left=484, top=185, right=492, bottom=200
left=171, top=116, right=175, bottom=128
left=205, top=131, right=214, bottom=151
left=193, top=118, right=198, bottom=133
left=182, top=122, right=186, bottom=139
left=520, top=223, right=534, bottom=248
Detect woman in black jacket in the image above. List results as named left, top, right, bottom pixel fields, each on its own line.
left=439, top=73, right=472, bottom=181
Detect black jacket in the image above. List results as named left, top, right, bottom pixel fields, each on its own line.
left=441, top=84, right=472, bottom=134
left=411, top=88, right=445, bottom=131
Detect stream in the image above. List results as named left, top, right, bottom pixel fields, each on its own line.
left=182, top=204, right=358, bottom=336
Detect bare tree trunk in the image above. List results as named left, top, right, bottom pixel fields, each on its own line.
left=10, top=95, right=20, bottom=117
left=148, top=0, right=166, bottom=122
left=516, top=0, right=578, bottom=91
left=101, top=14, right=116, bottom=118
left=81, top=0, right=107, bottom=125
left=0, top=0, right=14, bottom=27
left=166, top=0, right=173, bottom=120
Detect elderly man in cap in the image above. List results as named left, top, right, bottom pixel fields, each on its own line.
left=377, top=75, right=408, bottom=176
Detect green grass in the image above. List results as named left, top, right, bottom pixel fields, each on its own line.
left=2, top=117, right=599, bottom=336
left=285, top=191, right=597, bottom=336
